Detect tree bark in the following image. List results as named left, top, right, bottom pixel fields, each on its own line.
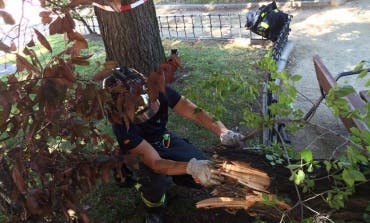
left=94, top=0, right=165, bottom=75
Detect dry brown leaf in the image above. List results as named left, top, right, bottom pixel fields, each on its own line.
left=67, top=31, right=86, bottom=42
left=39, top=0, right=46, bottom=7
left=124, top=93, right=136, bottom=122
left=62, top=12, right=75, bottom=33
left=16, top=54, right=42, bottom=76
left=159, top=63, right=174, bottom=84
left=74, top=53, right=94, bottom=60
left=49, top=17, right=63, bottom=35
left=79, top=212, right=91, bottom=223
left=59, top=59, right=76, bottom=83
left=9, top=41, right=16, bottom=51
left=73, top=38, right=88, bottom=50
left=104, top=60, right=118, bottom=70
left=0, top=94, right=11, bottom=126
left=92, top=68, right=112, bottom=81
left=39, top=11, right=52, bottom=18
left=12, top=164, right=27, bottom=194
left=25, top=193, right=41, bottom=215
left=71, top=57, right=90, bottom=66
left=34, top=28, right=52, bottom=53
left=167, top=49, right=181, bottom=67
left=146, top=72, right=160, bottom=102
left=0, top=10, right=15, bottom=25
left=0, top=41, right=10, bottom=53
left=101, top=166, right=111, bottom=183
left=23, top=47, right=41, bottom=68
left=39, top=10, right=52, bottom=25
left=41, top=16, right=52, bottom=25
left=26, top=39, right=36, bottom=47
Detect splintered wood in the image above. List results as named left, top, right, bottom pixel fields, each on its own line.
left=196, top=161, right=290, bottom=213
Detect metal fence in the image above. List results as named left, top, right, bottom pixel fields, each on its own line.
left=157, top=13, right=249, bottom=39
left=74, top=13, right=260, bottom=40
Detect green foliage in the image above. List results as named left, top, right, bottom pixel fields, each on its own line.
left=257, top=52, right=370, bottom=216
left=321, top=61, right=370, bottom=209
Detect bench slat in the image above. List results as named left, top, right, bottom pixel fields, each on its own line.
left=313, top=55, right=369, bottom=132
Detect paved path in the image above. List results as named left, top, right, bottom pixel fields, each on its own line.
left=285, top=0, right=370, bottom=158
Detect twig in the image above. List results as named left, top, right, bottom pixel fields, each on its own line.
left=275, top=130, right=304, bottom=221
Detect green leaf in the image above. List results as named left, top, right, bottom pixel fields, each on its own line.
left=350, top=127, right=361, bottom=136
left=351, top=169, right=367, bottom=182
left=300, top=148, right=313, bottom=163
left=358, top=69, right=368, bottom=79
left=335, top=85, right=355, bottom=97
left=266, top=154, right=274, bottom=161
left=353, top=61, right=365, bottom=73
left=324, top=160, right=332, bottom=172
left=307, top=163, right=313, bottom=173
left=294, top=169, right=305, bottom=185
left=342, top=169, right=355, bottom=186
left=280, top=71, right=289, bottom=83
left=290, top=74, right=302, bottom=82
left=362, top=130, right=370, bottom=145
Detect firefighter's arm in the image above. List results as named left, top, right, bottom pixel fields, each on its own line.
left=130, top=140, right=187, bottom=175
left=172, top=96, right=228, bottom=137
left=173, top=96, right=246, bottom=146
left=129, top=140, right=222, bottom=186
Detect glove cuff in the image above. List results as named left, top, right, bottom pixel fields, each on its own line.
left=186, top=158, right=197, bottom=175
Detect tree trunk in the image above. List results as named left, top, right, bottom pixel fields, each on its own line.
left=94, top=0, right=165, bottom=75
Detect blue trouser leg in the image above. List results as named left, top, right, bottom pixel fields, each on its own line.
left=138, top=134, right=207, bottom=204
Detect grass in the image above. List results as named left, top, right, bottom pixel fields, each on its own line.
left=163, top=39, right=266, bottom=149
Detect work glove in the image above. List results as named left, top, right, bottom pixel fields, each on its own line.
left=186, top=158, right=223, bottom=187
left=220, top=130, right=246, bottom=147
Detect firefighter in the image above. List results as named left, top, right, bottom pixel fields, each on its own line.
left=102, top=66, right=245, bottom=223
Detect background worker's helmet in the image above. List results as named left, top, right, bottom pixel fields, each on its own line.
left=102, top=67, right=160, bottom=124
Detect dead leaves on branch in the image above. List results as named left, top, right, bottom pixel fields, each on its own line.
left=0, top=94, right=11, bottom=127
left=34, top=28, right=52, bottom=53
left=16, top=54, right=42, bottom=76
left=1, top=53, right=122, bottom=222
left=0, top=10, right=15, bottom=25
left=0, top=41, right=15, bottom=53
left=49, top=12, right=75, bottom=35
left=39, top=11, right=52, bottom=25
left=6, top=146, right=126, bottom=222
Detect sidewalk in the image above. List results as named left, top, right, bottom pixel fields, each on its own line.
left=286, top=0, right=370, bottom=158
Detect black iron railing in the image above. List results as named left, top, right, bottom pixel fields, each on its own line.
left=73, top=13, right=250, bottom=40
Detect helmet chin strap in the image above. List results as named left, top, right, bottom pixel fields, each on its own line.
left=133, top=94, right=160, bottom=124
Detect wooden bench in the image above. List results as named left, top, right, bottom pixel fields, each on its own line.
left=313, top=55, right=369, bottom=132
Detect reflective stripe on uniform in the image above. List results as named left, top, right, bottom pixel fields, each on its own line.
left=141, top=193, right=166, bottom=208
left=260, top=22, right=269, bottom=29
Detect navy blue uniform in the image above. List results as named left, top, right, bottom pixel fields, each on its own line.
left=112, top=86, right=206, bottom=203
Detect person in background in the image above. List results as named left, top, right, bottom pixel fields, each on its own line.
left=102, top=66, right=245, bottom=223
